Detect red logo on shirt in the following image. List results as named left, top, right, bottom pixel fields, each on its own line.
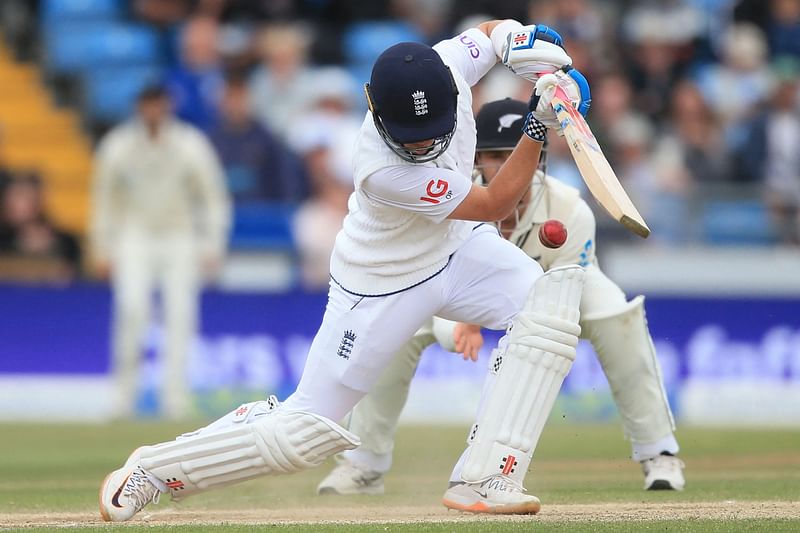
left=420, top=179, right=449, bottom=204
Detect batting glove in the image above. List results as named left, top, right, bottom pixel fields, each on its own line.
left=495, top=23, right=572, bottom=82
left=529, top=66, right=591, bottom=135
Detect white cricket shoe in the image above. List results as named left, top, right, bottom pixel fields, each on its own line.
left=642, top=453, right=686, bottom=491
left=317, top=457, right=385, bottom=495
left=442, top=475, right=541, bottom=514
left=99, top=447, right=166, bottom=522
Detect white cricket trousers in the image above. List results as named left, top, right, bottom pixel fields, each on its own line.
left=282, top=225, right=542, bottom=420
left=111, top=230, right=199, bottom=419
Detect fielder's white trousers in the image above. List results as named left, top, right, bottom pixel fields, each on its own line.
left=111, top=230, right=199, bottom=419
left=282, top=225, right=542, bottom=421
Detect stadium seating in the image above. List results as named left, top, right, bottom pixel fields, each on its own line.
left=41, top=0, right=123, bottom=22
left=41, top=0, right=166, bottom=125
left=230, top=203, right=298, bottom=251
left=43, top=23, right=161, bottom=75
left=701, top=200, right=778, bottom=245
left=0, top=43, right=93, bottom=234
left=343, top=21, right=423, bottom=83
left=83, top=65, right=163, bottom=122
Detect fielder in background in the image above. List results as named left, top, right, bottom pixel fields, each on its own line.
left=318, top=98, right=685, bottom=500
left=99, top=20, right=590, bottom=521
left=90, top=85, right=231, bottom=420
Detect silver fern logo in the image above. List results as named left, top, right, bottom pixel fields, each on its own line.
left=412, top=90, right=428, bottom=116
left=497, top=113, right=524, bottom=132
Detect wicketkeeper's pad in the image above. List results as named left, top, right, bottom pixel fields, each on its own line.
left=581, top=295, right=675, bottom=446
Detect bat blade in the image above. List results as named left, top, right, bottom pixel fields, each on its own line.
left=551, top=87, right=650, bottom=238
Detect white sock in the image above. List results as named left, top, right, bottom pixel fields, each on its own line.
left=632, top=433, right=680, bottom=462
left=342, top=448, right=392, bottom=474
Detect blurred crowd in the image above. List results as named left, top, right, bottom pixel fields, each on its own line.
left=0, top=0, right=799, bottom=287
left=0, top=124, right=81, bottom=282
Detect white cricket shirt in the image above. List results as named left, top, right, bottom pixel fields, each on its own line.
left=90, top=119, right=231, bottom=261
left=330, top=28, right=497, bottom=295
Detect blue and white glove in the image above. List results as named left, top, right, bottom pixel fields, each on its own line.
left=491, top=22, right=572, bottom=82
left=528, top=66, right=591, bottom=135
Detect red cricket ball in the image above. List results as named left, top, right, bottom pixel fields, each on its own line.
left=539, top=219, right=568, bottom=248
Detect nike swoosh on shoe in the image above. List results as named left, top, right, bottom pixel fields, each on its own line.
left=111, top=474, right=131, bottom=508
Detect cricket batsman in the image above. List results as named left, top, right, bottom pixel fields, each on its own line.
left=317, top=99, right=685, bottom=507
left=100, top=19, right=591, bottom=520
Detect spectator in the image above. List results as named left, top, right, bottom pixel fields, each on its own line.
left=134, top=0, right=192, bottom=27
left=291, top=149, right=353, bottom=289
left=448, top=0, right=527, bottom=30
left=622, top=1, right=705, bottom=46
left=734, top=0, right=771, bottom=31
left=655, top=79, right=733, bottom=185
left=529, top=0, right=604, bottom=43
left=288, top=68, right=360, bottom=289
left=248, top=23, right=320, bottom=140
left=91, top=85, right=231, bottom=420
left=622, top=3, right=701, bottom=120
left=588, top=72, right=650, bottom=168
left=391, top=0, right=451, bottom=43
left=0, top=172, right=82, bottom=282
left=472, top=63, right=538, bottom=114
left=625, top=37, right=690, bottom=121
left=612, top=115, right=690, bottom=244
left=166, top=16, right=225, bottom=131
left=694, top=24, right=774, bottom=147
left=209, top=75, right=309, bottom=203
left=527, top=0, right=606, bottom=75
left=767, top=0, right=800, bottom=58
left=286, top=67, right=361, bottom=161
left=740, top=57, right=800, bottom=243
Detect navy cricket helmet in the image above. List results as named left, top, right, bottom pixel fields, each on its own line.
left=364, top=42, right=459, bottom=163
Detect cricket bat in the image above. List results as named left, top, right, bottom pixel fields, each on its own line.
left=550, top=86, right=651, bottom=238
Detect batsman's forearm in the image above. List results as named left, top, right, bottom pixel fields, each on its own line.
left=476, top=20, right=507, bottom=39
left=485, top=135, right=542, bottom=219
left=447, top=136, right=541, bottom=222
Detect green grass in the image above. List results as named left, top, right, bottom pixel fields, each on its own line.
left=9, top=521, right=800, bottom=533
left=1, top=422, right=798, bottom=531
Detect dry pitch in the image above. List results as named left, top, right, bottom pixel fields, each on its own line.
left=3, top=501, right=798, bottom=527
left=1, top=422, right=798, bottom=531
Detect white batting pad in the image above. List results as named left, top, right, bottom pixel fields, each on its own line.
left=139, top=407, right=360, bottom=500
left=461, top=265, right=584, bottom=484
